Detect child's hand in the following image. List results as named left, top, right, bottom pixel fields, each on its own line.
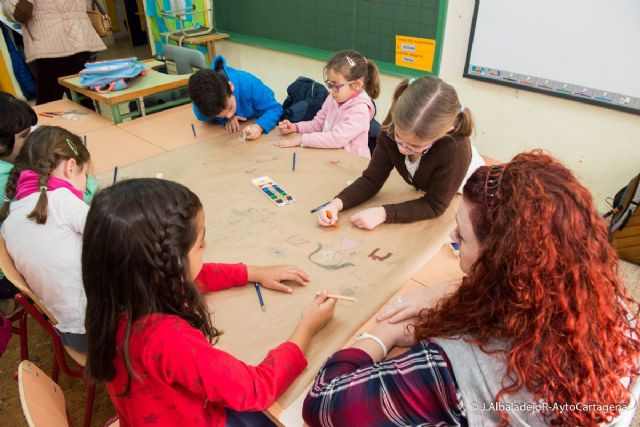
left=299, top=291, right=336, bottom=335
left=248, top=265, right=310, bottom=293
left=350, top=207, right=386, bottom=230
left=278, top=120, right=295, bottom=135
left=288, top=291, right=336, bottom=352
left=318, top=199, right=342, bottom=227
left=225, top=115, right=247, bottom=132
left=243, top=124, right=263, bottom=140
left=275, top=134, right=302, bottom=148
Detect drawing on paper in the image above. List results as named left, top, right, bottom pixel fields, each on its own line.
left=368, top=248, right=393, bottom=261
left=308, top=242, right=355, bottom=270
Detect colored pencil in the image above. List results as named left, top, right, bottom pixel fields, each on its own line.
left=254, top=282, right=266, bottom=311
left=191, top=123, right=196, bottom=138
left=112, top=166, right=118, bottom=185
left=83, top=135, right=87, bottom=146
left=310, top=201, right=331, bottom=213
left=292, top=152, right=296, bottom=171
left=316, top=292, right=357, bottom=302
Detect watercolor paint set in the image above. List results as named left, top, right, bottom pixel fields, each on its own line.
left=251, top=176, right=295, bottom=207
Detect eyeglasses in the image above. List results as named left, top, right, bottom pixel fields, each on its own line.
left=384, top=129, right=432, bottom=155
left=324, top=80, right=354, bottom=92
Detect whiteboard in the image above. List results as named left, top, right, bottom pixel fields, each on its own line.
left=464, top=0, right=640, bottom=114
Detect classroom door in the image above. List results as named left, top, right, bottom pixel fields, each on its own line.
left=124, top=0, right=148, bottom=46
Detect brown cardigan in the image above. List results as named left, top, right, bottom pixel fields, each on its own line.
left=336, top=131, right=471, bottom=223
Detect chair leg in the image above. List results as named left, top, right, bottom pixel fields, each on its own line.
left=51, top=356, right=59, bottom=383
left=19, top=310, right=28, bottom=360
left=83, top=383, right=96, bottom=427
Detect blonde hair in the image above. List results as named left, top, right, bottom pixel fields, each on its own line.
left=324, top=50, right=381, bottom=99
left=382, top=77, right=473, bottom=141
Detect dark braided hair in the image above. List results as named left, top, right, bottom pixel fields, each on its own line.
left=82, top=178, right=220, bottom=394
left=0, top=91, right=37, bottom=158
left=0, top=126, right=90, bottom=223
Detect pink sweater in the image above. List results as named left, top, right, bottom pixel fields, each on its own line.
left=296, top=91, right=374, bottom=159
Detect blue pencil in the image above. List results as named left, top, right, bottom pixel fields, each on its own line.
left=254, top=282, right=265, bottom=311
left=292, top=152, right=296, bottom=171
left=83, top=135, right=87, bottom=146
left=310, top=201, right=331, bottom=213
left=112, top=166, right=118, bottom=186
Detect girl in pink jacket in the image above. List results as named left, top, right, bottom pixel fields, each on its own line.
left=276, top=50, right=380, bottom=159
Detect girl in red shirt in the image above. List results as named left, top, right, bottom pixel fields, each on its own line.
left=82, top=178, right=336, bottom=427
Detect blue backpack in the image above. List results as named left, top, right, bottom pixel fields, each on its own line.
left=79, top=57, right=146, bottom=93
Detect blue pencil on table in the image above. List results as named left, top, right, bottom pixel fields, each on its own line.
left=112, top=166, right=118, bottom=185
left=83, top=135, right=87, bottom=146
left=254, top=282, right=265, bottom=311
left=310, top=201, right=331, bottom=213
left=292, top=152, right=296, bottom=171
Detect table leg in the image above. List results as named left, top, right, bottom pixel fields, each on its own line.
left=69, top=90, right=81, bottom=105
left=111, top=104, right=123, bottom=125
left=138, top=97, right=147, bottom=117
left=207, top=41, right=216, bottom=62
left=93, top=100, right=102, bottom=115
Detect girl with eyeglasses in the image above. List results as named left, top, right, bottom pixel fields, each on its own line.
left=318, top=76, right=484, bottom=230
left=276, top=50, right=380, bottom=159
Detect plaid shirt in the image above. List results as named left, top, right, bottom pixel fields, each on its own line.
left=303, top=340, right=467, bottom=427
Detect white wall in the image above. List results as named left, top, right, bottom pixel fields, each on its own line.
left=214, top=0, right=640, bottom=211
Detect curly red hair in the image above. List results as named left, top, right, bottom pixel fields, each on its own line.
left=415, top=150, right=640, bottom=425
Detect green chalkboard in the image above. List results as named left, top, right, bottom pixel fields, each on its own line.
left=214, top=0, right=448, bottom=78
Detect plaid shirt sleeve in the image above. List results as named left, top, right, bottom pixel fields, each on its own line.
left=303, top=340, right=467, bottom=427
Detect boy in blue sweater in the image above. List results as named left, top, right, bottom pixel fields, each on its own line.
left=189, top=55, right=282, bottom=140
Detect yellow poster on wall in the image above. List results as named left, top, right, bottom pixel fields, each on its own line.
left=395, top=35, right=436, bottom=72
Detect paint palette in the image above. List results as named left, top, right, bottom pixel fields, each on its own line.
left=251, top=176, right=295, bottom=207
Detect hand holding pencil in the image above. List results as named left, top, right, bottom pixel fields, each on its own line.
left=318, top=198, right=342, bottom=227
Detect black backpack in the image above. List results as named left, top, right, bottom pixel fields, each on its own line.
left=281, top=77, right=328, bottom=123
left=605, top=173, right=640, bottom=264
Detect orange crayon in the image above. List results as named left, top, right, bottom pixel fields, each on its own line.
left=326, top=210, right=339, bottom=228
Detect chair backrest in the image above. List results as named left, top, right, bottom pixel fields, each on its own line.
left=18, top=360, right=70, bottom=427
left=15, top=294, right=86, bottom=369
left=163, top=44, right=206, bottom=75
left=0, top=236, right=58, bottom=324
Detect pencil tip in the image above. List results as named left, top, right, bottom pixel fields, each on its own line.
left=261, top=306, right=266, bottom=312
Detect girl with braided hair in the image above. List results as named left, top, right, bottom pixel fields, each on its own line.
left=304, top=151, right=640, bottom=426
left=0, top=125, right=92, bottom=353
left=82, top=178, right=336, bottom=427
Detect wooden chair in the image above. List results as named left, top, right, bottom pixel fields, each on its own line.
left=18, top=360, right=119, bottom=427
left=0, top=235, right=29, bottom=360
left=0, top=236, right=94, bottom=427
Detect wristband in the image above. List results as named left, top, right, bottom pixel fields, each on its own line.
left=355, top=332, right=388, bottom=358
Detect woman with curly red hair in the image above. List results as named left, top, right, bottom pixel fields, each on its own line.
left=303, top=150, right=640, bottom=426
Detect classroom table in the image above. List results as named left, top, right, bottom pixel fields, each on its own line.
left=96, top=129, right=459, bottom=414
left=167, top=32, right=230, bottom=62
left=83, top=125, right=165, bottom=175
left=32, top=100, right=112, bottom=135
left=274, top=245, right=465, bottom=427
left=117, top=104, right=227, bottom=151
left=57, top=59, right=190, bottom=125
